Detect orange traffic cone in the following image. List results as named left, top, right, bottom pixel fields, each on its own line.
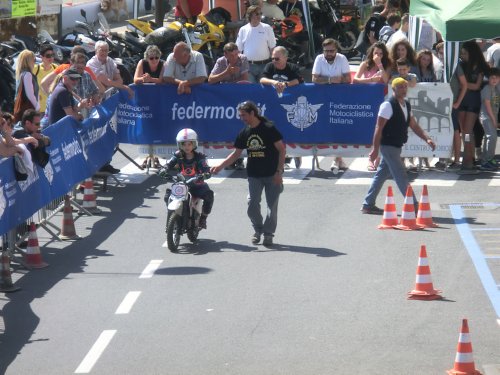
left=24, top=222, right=49, bottom=269
left=378, top=186, right=398, bottom=229
left=0, top=251, right=21, bottom=293
left=59, top=195, right=80, bottom=240
left=447, top=319, right=482, bottom=375
left=407, top=245, right=442, bottom=300
left=416, top=185, right=439, bottom=228
left=393, top=185, right=423, bottom=231
left=81, top=178, right=101, bottom=214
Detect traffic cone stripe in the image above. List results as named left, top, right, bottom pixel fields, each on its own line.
left=458, top=333, right=471, bottom=343
left=455, top=353, right=474, bottom=363
left=416, top=185, right=439, bottom=228
left=417, top=257, right=429, bottom=266
left=394, top=185, right=423, bottom=230
left=415, top=274, right=432, bottom=283
left=24, top=223, right=49, bottom=269
left=419, top=210, right=432, bottom=218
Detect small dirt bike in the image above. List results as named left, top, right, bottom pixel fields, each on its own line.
left=160, top=171, right=210, bottom=252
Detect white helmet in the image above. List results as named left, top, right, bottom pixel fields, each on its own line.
left=176, top=128, right=198, bottom=150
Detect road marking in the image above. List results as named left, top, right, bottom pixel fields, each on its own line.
left=139, top=260, right=163, bottom=279
left=450, top=205, right=500, bottom=321
left=471, top=228, right=500, bottom=231
left=488, top=174, right=500, bottom=186
left=75, top=330, right=116, bottom=373
left=115, top=291, right=141, bottom=314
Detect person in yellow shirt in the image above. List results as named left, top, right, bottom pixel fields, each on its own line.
left=34, top=44, right=58, bottom=115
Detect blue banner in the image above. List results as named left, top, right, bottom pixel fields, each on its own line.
left=116, top=83, right=385, bottom=145
left=0, top=93, right=121, bottom=236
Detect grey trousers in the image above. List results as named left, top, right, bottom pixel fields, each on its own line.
left=247, top=176, right=283, bottom=237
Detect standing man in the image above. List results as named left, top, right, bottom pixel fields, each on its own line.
left=361, top=78, right=436, bottom=214
left=210, top=101, right=286, bottom=247
left=208, top=42, right=250, bottom=84
left=236, top=5, right=276, bottom=83
left=163, top=42, right=207, bottom=95
left=312, top=38, right=351, bottom=172
left=175, top=0, right=203, bottom=24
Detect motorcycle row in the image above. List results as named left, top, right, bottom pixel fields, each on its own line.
left=0, top=0, right=360, bottom=114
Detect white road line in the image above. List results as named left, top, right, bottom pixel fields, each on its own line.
left=115, top=291, right=141, bottom=314
left=488, top=175, right=500, bottom=186
left=75, top=330, right=116, bottom=374
left=139, top=260, right=163, bottom=279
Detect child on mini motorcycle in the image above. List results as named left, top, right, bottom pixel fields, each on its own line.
left=164, top=128, right=214, bottom=229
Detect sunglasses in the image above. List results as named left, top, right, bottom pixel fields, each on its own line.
left=271, top=57, right=280, bottom=61
left=149, top=56, right=160, bottom=60
left=44, top=53, right=54, bottom=58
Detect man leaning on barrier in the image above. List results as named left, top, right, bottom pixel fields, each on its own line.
left=162, top=42, right=207, bottom=95
left=12, top=109, right=51, bottom=167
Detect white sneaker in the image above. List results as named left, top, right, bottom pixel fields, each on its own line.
left=330, top=160, right=339, bottom=175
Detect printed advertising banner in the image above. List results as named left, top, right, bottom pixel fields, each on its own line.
left=11, top=0, right=36, bottom=17
left=116, top=83, right=386, bottom=145
left=0, top=94, right=120, bottom=236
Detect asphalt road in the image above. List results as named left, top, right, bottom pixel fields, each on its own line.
left=1, top=145, right=500, bottom=374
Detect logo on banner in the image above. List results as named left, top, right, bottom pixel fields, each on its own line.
left=0, top=184, right=5, bottom=219
left=44, top=163, right=54, bottom=184
left=281, top=96, right=323, bottom=131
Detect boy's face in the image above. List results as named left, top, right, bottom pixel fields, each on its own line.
left=397, top=65, right=410, bottom=77
left=488, top=74, right=499, bottom=86
left=181, top=141, right=194, bottom=153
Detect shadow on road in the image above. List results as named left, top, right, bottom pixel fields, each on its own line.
left=0, top=176, right=163, bottom=374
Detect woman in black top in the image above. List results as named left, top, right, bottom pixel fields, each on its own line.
left=453, top=40, right=489, bottom=170
left=133, top=45, right=165, bottom=84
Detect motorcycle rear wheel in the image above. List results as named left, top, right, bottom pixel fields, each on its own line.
left=166, top=213, right=182, bottom=252
left=337, top=30, right=357, bottom=54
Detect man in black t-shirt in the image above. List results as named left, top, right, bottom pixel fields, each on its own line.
left=211, top=101, right=286, bottom=247
left=260, top=46, right=302, bottom=96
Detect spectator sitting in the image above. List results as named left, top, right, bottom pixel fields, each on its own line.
left=12, top=109, right=51, bottom=167
left=87, top=40, right=134, bottom=98
left=162, top=42, right=207, bottom=95
left=312, top=38, right=351, bottom=173
left=389, top=39, right=418, bottom=77
left=0, top=112, right=34, bottom=157
left=133, top=45, right=165, bottom=85
left=41, top=46, right=106, bottom=101
left=208, top=42, right=250, bottom=84
left=391, top=58, right=417, bottom=88
left=47, top=69, right=87, bottom=127
left=260, top=46, right=302, bottom=95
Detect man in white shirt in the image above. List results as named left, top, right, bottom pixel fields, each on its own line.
left=386, top=13, right=409, bottom=50
left=163, top=42, right=207, bottom=95
left=262, top=0, right=284, bottom=20
left=312, top=38, right=351, bottom=173
left=486, top=38, right=500, bottom=67
left=236, top=5, right=276, bottom=83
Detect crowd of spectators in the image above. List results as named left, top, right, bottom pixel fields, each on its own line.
left=1, top=0, right=499, bottom=177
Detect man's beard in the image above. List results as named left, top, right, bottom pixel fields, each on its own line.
left=325, top=55, right=335, bottom=62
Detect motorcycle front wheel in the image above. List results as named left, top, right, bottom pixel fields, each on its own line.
left=166, top=213, right=182, bottom=252
left=187, top=223, right=199, bottom=243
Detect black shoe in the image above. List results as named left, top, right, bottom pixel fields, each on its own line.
left=100, top=164, right=120, bottom=174
left=198, top=215, right=207, bottom=229
left=360, top=205, right=384, bottom=215
left=251, top=232, right=261, bottom=244
left=262, top=235, right=273, bottom=247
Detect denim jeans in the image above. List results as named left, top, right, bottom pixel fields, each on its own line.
left=247, top=176, right=283, bottom=236
left=481, top=118, right=498, bottom=161
left=363, top=144, right=412, bottom=207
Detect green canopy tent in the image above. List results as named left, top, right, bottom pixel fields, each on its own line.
left=409, top=0, right=500, bottom=81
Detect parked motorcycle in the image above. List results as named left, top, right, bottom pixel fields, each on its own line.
left=0, top=43, right=16, bottom=113
left=310, top=0, right=359, bottom=56
left=145, top=12, right=226, bottom=68
left=160, top=171, right=211, bottom=252
left=9, top=23, right=71, bottom=64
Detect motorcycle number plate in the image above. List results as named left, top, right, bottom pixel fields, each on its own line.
left=171, top=183, right=188, bottom=198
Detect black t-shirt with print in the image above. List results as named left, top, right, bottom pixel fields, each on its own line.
left=234, top=121, right=283, bottom=178
left=262, top=62, right=302, bottom=83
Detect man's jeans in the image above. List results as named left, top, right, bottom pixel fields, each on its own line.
left=247, top=176, right=283, bottom=236
left=248, top=64, right=266, bottom=83
left=363, top=144, right=411, bottom=208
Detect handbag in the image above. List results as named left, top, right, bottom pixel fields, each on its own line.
left=13, top=73, right=35, bottom=123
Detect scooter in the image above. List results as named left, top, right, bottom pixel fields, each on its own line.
left=160, top=171, right=210, bottom=252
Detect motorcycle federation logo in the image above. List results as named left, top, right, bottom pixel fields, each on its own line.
left=281, top=96, right=323, bottom=132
